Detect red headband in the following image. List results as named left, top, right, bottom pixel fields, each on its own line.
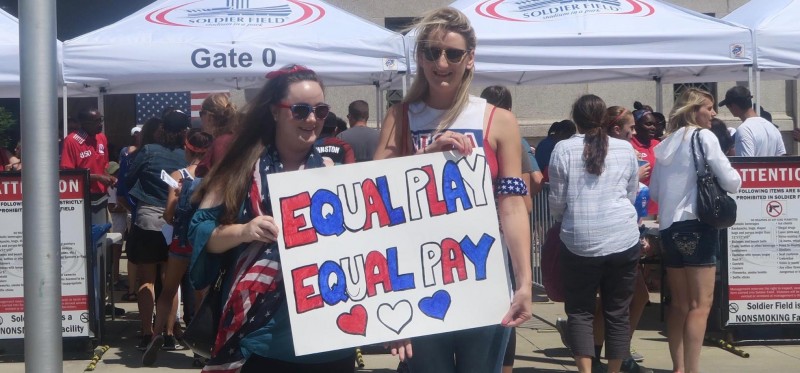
left=609, top=109, right=629, bottom=127
left=184, top=139, right=208, bottom=154
left=265, top=65, right=312, bottom=79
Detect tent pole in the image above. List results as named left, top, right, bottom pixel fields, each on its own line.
left=654, top=76, right=663, bottom=113
left=747, top=65, right=754, bottom=93
left=62, top=85, right=68, bottom=138
left=755, top=69, right=761, bottom=115
left=98, top=87, right=106, bottom=134
left=402, top=72, right=407, bottom=98
left=375, top=82, right=382, bottom=128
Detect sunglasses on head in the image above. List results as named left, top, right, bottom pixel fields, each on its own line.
left=277, top=102, right=330, bottom=120
left=421, top=46, right=470, bottom=64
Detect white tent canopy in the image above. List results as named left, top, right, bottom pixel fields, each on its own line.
left=63, top=0, right=406, bottom=94
left=407, top=0, right=753, bottom=86
left=0, top=8, right=64, bottom=98
left=724, top=0, right=800, bottom=80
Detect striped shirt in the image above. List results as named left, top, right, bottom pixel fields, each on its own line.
left=548, top=135, right=640, bottom=257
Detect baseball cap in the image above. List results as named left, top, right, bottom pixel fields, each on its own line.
left=130, top=124, right=143, bottom=136
left=163, top=110, right=191, bottom=133
left=719, top=86, right=752, bottom=107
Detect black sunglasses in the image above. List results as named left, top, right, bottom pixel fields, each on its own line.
left=277, top=102, right=330, bottom=120
left=421, top=46, right=470, bottom=64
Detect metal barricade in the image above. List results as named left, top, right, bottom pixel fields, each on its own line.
left=531, top=182, right=555, bottom=288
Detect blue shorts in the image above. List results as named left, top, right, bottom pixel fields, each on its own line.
left=660, top=219, right=719, bottom=268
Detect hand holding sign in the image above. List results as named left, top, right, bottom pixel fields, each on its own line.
left=425, top=130, right=474, bottom=156
left=243, top=215, right=279, bottom=244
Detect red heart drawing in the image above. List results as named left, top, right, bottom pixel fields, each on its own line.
left=336, top=305, right=368, bottom=336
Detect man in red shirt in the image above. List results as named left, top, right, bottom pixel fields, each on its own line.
left=60, top=108, right=116, bottom=196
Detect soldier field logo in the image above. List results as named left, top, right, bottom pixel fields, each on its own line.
left=475, top=0, right=655, bottom=22
left=145, top=0, right=325, bottom=28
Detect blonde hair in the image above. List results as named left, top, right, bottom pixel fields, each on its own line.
left=201, top=93, right=238, bottom=137
left=404, top=7, right=476, bottom=132
left=667, top=88, right=714, bottom=135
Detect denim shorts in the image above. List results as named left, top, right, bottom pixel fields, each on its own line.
left=660, top=219, right=719, bottom=268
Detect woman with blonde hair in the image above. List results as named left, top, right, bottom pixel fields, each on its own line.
left=196, top=92, right=238, bottom=177
left=650, top=88, right=740, bottom=373
left=374, top=7, right=532, bottom=372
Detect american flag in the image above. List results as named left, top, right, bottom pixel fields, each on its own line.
left=135, top=92, right=190, bottom=124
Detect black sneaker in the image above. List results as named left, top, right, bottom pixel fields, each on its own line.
left=621, top=357, right=654, bottom=373
left=136, top=334, right=153, bottom=351
left=162, top=334, right=183, bottom=351
left=142, top=334, right=163, bottom=366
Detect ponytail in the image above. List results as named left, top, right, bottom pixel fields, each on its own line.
left=572, top=94, right=608, bottom=176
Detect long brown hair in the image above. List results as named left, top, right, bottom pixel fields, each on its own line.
left=572, top=94, right=608, bottom=176
left=192, top=65, right=324, bottom=224
left=403, top=7, right=476, bottom=132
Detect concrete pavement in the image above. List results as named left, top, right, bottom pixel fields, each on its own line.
left=2, top=289, right=800, bottom=372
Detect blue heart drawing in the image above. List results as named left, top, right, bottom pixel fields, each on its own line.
left=418, top=290, right=451, bottom=320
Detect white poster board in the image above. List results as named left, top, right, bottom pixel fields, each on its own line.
left=0, top=172, right=91, bottom=338
left=268, top=150, right=511, bottom=356
left=727, top=159, right=800, bottom=325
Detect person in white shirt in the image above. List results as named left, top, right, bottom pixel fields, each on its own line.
left=650, top=88, right=741, bottom=373
left=719, top=86, right=785, bottom=157
left=549, top=94, right=641, bottom=373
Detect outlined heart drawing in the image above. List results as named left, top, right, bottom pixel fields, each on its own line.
left=418, top=290, right=451, bottom=320
left=336, top=304, right=368, bottom=336
left=377, top=300, right=413, bottom=334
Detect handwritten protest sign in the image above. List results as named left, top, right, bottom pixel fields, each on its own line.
left=268, top=149, right=512, bottom=356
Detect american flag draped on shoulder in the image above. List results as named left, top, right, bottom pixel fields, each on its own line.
left=201, top=146, right=324, bottom=372
left=202, top=241, right=282, bottom=373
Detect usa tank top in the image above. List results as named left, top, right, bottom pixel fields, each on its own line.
left=407, top=95, right=499, bottom=180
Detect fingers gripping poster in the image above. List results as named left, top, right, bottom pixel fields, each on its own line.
left=268, top=149, right=512, bottom=356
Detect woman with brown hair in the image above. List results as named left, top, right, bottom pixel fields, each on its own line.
left=189, top=65, right=353, bottom=372
left=549, top=95, right=641, bottom=373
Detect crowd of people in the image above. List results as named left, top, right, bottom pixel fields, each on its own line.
left=3, top=5, right=797, bottom=373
